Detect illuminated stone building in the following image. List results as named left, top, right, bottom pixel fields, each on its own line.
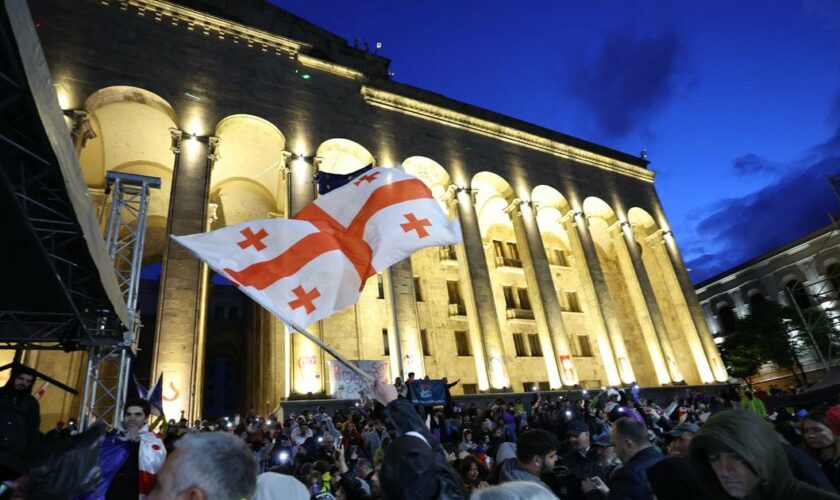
left=9, top=0, right=727, bottom=423
left=696, top=224, right=840, bottom=387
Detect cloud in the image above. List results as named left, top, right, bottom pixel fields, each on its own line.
left=568, top=32, right=686, bottom=138
left=687, top=145, right=839, bottom=283
left=731, top=154, right=781, bottom=177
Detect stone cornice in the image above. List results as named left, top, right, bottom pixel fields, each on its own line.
left=105, top=0, right=307, bottom=56
left=360, top=86, right=656, bottom=183
left=102, top=1, right=378, bottom=81
left=298, top=54, right=365, bottom=81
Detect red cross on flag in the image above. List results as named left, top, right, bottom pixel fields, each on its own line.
left=172, top=167, right=461, bottom=327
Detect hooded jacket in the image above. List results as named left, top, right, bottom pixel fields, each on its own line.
left=689, top=410, right=839, bottom=499
left=382, top=398, right=465, bottom=500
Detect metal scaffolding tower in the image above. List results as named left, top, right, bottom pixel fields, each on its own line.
left=79, top=172, right=159, bottom=429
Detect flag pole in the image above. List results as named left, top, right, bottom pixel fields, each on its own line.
left=285, top=320, right=375, bottom=384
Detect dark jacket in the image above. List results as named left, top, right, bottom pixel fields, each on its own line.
left=690, top=410, right=840, bottom=500
left=605, top=446, right=663, bottom=500
left=0, top=385, right=41, bottom=474
left=785, top=443, right=837, bottom=493
left=385, top=398, right=465, bottom=499
left=556, top=446, right=605, bottom=499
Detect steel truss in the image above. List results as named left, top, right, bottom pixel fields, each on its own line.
left=80, top=172, right=159, bottom=429
left=0, top=7, right=122, bottom=347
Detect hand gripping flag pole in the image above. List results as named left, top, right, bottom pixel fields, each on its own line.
left=171, top=167, right=462, bottom=387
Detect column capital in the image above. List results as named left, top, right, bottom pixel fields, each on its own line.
left=643, top=228, right=667, bottom=245
left=207, top=203, right=219, bottom=225
left=207, top=136, right=220, bottom=162
left=169, top=128, right=184, bottom=154
left=70, top=110, right=97, bottom=149
left=448, top=184, right=478, bottom=205
left=503, top=198, right=523, bottom=217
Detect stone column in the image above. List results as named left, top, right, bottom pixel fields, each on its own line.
left=616, top=223, right=680, bottom=384
left=700, top=302, right=719, bottom=335
left=452, top=187, right=509, bottom=391
left=387, top=260, right=425, bottom=378
left=643, top=231, right=714, bottom=383
left=561, top=212, right=622, bottom=386
left=508, top=200, right=574, bottom=388
left=286, top=155, right=326, bottom=396
left=731, top=289, right=747, bottom=319
left=152, top=131, right=217, bottom=420
left=659, top=231, right=728, bottom=382
left=572, top=213, right=635, bottom=384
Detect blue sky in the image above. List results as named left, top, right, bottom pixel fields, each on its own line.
left=268, top=0, right=840, bottom=283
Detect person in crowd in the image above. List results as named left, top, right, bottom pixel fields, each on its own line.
left=371, top=377, right=465, bottom=499
left=86, top=398, right=167, bottom=499
left=148, top=431, right=257, bottom=500
left=802, top=406, right=840, bottom=493
left=456, top=454, right=489, bottom=494
left=457, top=429, right=478, bottom=454
left=0, top=369, right=40, bottom=482
left=665, top=422, right=699, bottom=458
left=582, top=417, right=663, bottom=499
left=556, top=419, right=603, bottom=499
left=690, top=409, right=839, bottom=499
left=647, top=456, right=714, bottom=500
left=362, top=418, right=388, bottom=459
left=290, top=418, right=313, bottom=452
left=45, top=420, right=70, bottom=442
left=442, top=377, right=460, bottom=417
left=739, top=388, right=768, bottom=417
left=394, top=377, right=408, bottom=399
left=591, top=434, right=620, bottom=480
left=497, top=428, right=558, bottom=490
left=470, top=480, right=558, bottom=500
left=313, top=433, right=337, bottom=463
left=405, top=372, right=417, bottom=401
left=251, top=471, right=310, bottom=500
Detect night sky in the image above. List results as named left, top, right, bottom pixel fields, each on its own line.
left=271, top=0, right=840, bottom=284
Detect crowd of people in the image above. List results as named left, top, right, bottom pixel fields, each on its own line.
left=5, top=365, right=840, bottom=499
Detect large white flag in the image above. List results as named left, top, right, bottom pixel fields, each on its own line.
left=173, top=167, right=461, bottom=327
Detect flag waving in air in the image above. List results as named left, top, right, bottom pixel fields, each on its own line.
left=172, top=167, right=461, bottom=327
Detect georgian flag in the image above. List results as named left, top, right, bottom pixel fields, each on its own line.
left=172, top=167, right=461, bottom=327
left=34, top=381, right=49, bottom=400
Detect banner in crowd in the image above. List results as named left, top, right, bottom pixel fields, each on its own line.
left=408, top=379, right=446, bottom=406
left=329, top=360, right=390, bottom=400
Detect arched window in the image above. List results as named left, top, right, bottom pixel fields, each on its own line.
left=827, top=263, right=840, bottom=293
left=785, top=280, right=812, bottom=309
left=748, top=293, right=766, bottom=309
left=717, top=304, right=737, bottom=335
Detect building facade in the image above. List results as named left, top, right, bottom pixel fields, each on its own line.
left=696, top=224, right=840, bottom=387
left=8, top=0, right=726, bottom=423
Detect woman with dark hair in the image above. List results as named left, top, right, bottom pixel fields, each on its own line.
left=456, top=454, right=489, bottom=495
left=802, top=406, right=840, bottom=492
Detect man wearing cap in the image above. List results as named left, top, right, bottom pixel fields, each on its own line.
left=557, top=420, right=605, bottom=499
left=592, top=434, right=620, bottom=480
left=666, top=422, right=699, bottom=458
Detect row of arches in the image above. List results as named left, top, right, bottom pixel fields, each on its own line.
left=71, top=84, right=722, bottom=396
left=710, top=259, right=840, bottom=336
